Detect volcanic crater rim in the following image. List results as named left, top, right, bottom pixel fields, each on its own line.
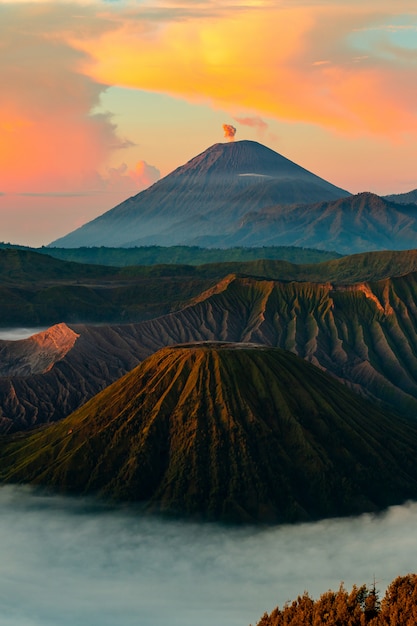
left=169, top=341, right=270, bottom=350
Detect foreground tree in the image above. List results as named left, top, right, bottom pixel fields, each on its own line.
left=253, top=575, right=416, bottom=626
left=379, top=574, right=417, bottom=625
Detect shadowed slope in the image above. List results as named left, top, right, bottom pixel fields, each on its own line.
left=210, top=192, right=417, bottom=253
left=385, top=188, right=417, bottom=205
left=2, top=344, right=417, bottom=524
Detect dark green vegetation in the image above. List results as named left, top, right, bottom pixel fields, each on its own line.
left=50, top=140, right=349, bottom=248
left=255, top=573, right=417, bottom=625
left=41, top=244, right=341, bottom=267
left=4, top=247, right=417, bottom=325
left=2, top=344, right=417, bottom=523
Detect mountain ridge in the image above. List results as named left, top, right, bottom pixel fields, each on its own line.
left=7, top=247, right=417, bottom=328
left=198, top=192, right=417, bottom=253
left=48, top=140, right=417, bottom=252
left=0, top=323, right=79, bottom=377
left=2, top=266, right=417, bottom=432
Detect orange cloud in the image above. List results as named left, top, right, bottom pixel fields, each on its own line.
left=0, top=4, right=131, bottom=195
left=69, top=3, right=417, bottom=137
left=130, top=160, right=160, bottom=188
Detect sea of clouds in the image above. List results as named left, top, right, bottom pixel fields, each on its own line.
left=1, top=486, right=417, bottom=626
left=0, top=329, right=47, bottom=341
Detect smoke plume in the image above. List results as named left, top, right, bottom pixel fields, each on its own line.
left=234, top=116, right=268, bottom=136
left=223, top=124, right=236, bottom=141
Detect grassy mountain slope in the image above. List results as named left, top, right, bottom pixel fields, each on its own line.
left=2, top=344, right=417, bottom=524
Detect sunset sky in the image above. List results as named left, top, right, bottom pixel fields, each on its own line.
left=1, top=0, right=417, bottom=246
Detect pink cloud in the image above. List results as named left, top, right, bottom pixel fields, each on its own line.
left=0, top=4, right=141, bottom=197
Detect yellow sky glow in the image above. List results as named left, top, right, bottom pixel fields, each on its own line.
left=70, top=4, right=417, bottom=136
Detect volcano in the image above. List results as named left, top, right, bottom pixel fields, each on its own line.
left=50, top=141, right=349, bottom=248
left=2, top=343, right=417, bottom=524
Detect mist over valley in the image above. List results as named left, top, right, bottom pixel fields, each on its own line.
left=1, top=487, right=417, bottom=626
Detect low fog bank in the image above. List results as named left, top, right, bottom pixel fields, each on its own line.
left=0, top=328, right=47, bottom=341
left=1, top=487, right=417, bottom=626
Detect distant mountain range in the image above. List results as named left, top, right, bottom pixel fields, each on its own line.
left=6, top=247, right=417, bottom=327
left=385, top=189, right=417, bottom=205
left=2, top=343, right=417, bottom=523
left=49, top=140, right=417, bottom=253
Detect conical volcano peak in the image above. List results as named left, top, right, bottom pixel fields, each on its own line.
left=170, top=139, right=315, bottom=179
left=167, top=340, right=269, bottom=351
left=50, top=139, right=349, bottom=248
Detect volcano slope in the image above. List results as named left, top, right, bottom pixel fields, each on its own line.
left=3, top=265, right=417, bottom=432
left=2, top=343, right=417, bottom=524
left=50, top=140, right=348, bottom=248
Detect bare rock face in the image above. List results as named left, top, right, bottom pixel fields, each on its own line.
left=0, top=324, right=79, bottom=377
left=0, top=324, right=146, bottom=433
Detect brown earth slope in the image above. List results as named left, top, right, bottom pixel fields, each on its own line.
left=2, top=344, right=417, bottom=524
left=2, top=272, right=417, bottom=432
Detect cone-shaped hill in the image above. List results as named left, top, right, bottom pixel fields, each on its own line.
left=2, top=343, right=417, bottom=524
left=50, top=140, right=348, bottom=248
